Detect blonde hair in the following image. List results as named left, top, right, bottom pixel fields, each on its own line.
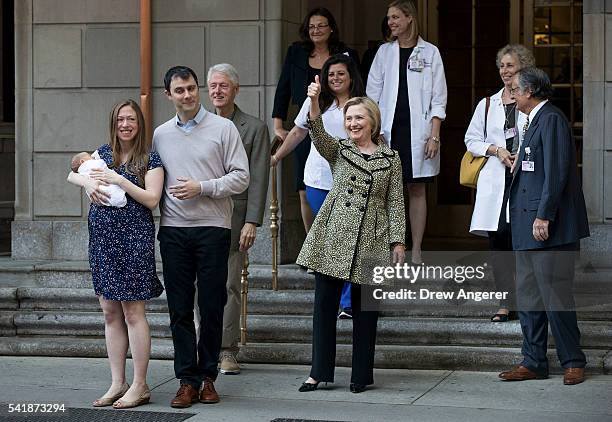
left=387, top=0, right=419, bottom=43
left=344, top=97, right=383, bottom=144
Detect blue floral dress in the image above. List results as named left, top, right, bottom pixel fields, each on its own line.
left=88, top=144, right=164, bottom=301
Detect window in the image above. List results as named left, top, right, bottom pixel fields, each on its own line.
left=532, top=0, right=583, bottom=169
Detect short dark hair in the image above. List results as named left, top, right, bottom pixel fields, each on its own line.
left=164, top=66, right=199, bottom=91
left=298, top=8, right=346, bottom=55
left=319, top=54, right=364, bottom=113
left=517, top=67, right=554, bottom=100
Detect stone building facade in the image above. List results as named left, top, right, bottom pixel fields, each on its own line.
left=6, top=0, right=612, bottom=263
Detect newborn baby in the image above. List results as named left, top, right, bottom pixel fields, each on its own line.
left=71, top=152, right=127, bottom=207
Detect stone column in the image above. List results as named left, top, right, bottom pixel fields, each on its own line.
left=12, top=0, right=50, bottom=259
left=580, top=1, right=612, bottom=256
left=258, top=0, right=309, bottom=264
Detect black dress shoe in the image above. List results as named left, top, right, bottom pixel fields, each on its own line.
left=298, top=381, right=319, bottom=392
left=350, top=383, right=366, bottom=393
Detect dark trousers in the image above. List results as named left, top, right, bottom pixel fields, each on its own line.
left=158, top=226, right=230, bottom=388
left=310, top=273, right=379, bottom=385
left=487, top=181, right=516, bottom=309
left=516, top=243, right=586, bottom=375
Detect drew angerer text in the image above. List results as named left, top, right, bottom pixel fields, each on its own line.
left=372, top=288, right=508, bottom=302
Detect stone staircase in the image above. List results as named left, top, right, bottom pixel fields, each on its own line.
left=0, top=258, right=611, bottom=374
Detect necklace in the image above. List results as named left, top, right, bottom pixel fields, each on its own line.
left=503, top=102, right=517, bottom=130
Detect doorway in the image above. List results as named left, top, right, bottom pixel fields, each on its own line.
left=302, top=0, right=582, bottom=249
left=0, top=0, right=15, bottom=255
left=426, top=0, right=511, bottom=244
left=306, top=0, right=508, bottom=248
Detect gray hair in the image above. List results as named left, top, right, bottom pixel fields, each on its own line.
left=496, top=44, right=535, bottom=69
left=516, top=67, right=554, bottom=100
left=207, top=63, right=240, bottom=86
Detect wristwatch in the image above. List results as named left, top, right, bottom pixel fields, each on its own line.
left=430, top=136, right=440, bottom=143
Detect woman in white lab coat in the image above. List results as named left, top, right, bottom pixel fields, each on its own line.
left=367, top=0, right=447, bottom=264
left=464, top=44, right=534, bottom=322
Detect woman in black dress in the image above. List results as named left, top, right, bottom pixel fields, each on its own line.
left=67, top=100, right=164, bottom=409
left=367, top=0, right=447, bottom=264
left=272, top=7, right=359, bottom=233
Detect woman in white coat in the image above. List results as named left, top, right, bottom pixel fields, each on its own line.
left=367, top=0, right=447, bottom=264
left=464, top=44, right=535, bottom=322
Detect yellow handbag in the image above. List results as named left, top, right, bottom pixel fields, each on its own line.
left=460, top=96, right=490, bottom=189
left=460, top=152, right=487, bottom=188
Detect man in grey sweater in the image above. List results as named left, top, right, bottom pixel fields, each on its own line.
left=153, top=66, right=249, bottom=408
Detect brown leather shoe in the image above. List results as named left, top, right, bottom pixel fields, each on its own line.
left=564, top=367, right=585, bottom=385
left=499, top=365, right=548, bottom=381
left=170, top=384, right=199, bottom=408
left=199, top=377, right=220, bottom=404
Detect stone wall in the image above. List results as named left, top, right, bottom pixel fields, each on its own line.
left=12, top=0, right=308, bottom=263
left=574, top=0, right=612, bottom=255
left=0, top=0, right=3, bottom=120
left=583, top=0, right=612, bottom=224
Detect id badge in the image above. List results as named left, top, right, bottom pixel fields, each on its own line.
left=409, top=58, right=424, bottom=72
left=521, top=161, right=535, bottom=172
left=504, top=127, right=518, bottom=139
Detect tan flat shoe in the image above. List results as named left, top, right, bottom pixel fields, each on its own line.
left=113, top=385, right=151, bottom=409
left=92, top=383, right=129, bottom=407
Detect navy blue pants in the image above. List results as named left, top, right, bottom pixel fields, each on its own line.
left=158, top=226, right=230, bottom=388
left=515, top=243, right=586, bottom=375
left=310, top=273, right=378, bottom=385
left=306, top=185, right=352, bottom=311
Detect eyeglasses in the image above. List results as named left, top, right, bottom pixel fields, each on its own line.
left=509, top=86, right=520, bottom=95
left=308, top=24, right=329, bottom=31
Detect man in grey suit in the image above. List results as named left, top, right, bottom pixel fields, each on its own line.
left=207, top=63, right=271, bottom=375
left=499, top=67, right=589, bottom=385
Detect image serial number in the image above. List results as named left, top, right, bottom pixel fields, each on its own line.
left=7, top=403, right=66, bottom=413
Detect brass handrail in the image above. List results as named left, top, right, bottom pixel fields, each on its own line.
left=239, top=252, right=249, bottom=346
left=269, top=136, right=282, bottom=291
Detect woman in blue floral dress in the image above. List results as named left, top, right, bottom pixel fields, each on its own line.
left=67, top=100, right=164, bottom=409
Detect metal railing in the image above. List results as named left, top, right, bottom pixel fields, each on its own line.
left=269, top=136, right=282, bottom=292
left=239, top=135, right=283, bottom=345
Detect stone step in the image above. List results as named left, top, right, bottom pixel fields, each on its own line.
left=0, top=336, right=609, bottom=374
left=3, top=286, right=612, bottom=320
left=3, top=311, right=611, bottom=348
left=2, top=259, right=611, bottom=293
left=4, top=286, right=612, bottom=320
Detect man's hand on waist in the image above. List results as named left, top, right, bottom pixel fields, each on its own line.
left=169, top=177, right=202, bottom=200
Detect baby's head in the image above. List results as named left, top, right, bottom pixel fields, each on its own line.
left=71, top=152, right=92, bottom=172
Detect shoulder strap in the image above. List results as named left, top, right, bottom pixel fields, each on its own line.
left=484, top=96, right=490, bottom=139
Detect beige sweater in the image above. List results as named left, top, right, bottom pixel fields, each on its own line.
left=153, top=111, right=250, bottom=229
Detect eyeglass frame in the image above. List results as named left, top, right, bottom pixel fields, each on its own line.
left=308, top=23, right=330, bottom=32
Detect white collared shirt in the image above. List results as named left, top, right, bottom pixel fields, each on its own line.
left=175, top=105, right=206, bottom=133
left=295, top=98, right=344, bottom=191
left=526, top=100, right=548, bottom=131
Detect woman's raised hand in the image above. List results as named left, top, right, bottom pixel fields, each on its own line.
left=308, top=75, right=322, bottom=119
left=307, top=75, right=321, bottom=100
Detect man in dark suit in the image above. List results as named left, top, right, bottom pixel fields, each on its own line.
left=206, top=63, right=271, bottom=375
left=499, top=67, right=589, bottom=385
